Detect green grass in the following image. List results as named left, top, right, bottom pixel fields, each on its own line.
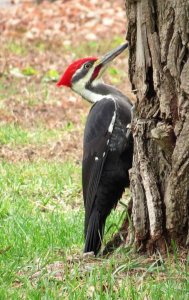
left=0, top=79, right=56, bottom=105
left=5, top=40, right=28, bottom=56
left=0, top=160, right=128, bottom=299
left=69, top=36, right=125, bottom=57
left=0, top=161, right=83, bottom=289
left=0, top=160, right=188, bottom=299
left=0, top=35, right=188, bottom=299
left=0, top=123, right=68, bottom=146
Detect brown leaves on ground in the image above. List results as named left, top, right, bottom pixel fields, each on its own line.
left=0, top=0, right=134, bottom=162
left=0, top=96, right=87, bottom=161
left=14, top=249, right=189, bottom=291
left=0, top=0, right=126, bottom=43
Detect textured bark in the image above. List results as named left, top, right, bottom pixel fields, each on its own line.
left=125, top=0, right=189, bottom=252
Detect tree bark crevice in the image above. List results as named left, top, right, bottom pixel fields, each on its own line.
left=131, top=118, right=163, bottom=241
left=125, top=0, right=189, bottom=252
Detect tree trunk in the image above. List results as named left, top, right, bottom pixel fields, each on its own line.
left=125, top=0, right=189, bottom=253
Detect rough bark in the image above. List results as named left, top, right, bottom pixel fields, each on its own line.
left=125, top=0, right=189, bottom=252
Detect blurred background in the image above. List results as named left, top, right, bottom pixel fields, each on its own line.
left=0, top=1, right=133, bottom=296
left=0, top=0, right=133, bottom=162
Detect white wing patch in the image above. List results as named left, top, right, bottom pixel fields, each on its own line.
left=108, top=110, right=116, bottom=133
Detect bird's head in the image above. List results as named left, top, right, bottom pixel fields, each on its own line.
left=57, top=42, right=128, bottom=102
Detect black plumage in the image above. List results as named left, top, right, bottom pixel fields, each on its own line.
left=82, top=91, right=133, bottom=255
left=57, top=42, right=133, bottom=255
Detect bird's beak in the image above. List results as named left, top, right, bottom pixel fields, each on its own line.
left=96, top=42, right=128, bottom=67
left=91, top=42, right=128, bottom=81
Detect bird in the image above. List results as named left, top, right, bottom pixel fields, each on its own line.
left=57, top=42, right=133, bottom=255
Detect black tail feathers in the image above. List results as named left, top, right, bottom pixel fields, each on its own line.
left=84, top=210, right=105, bottom=256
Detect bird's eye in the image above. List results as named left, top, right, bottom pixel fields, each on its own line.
left=84, top=63, right=91, bottom=69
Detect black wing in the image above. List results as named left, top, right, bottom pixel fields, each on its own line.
left=82, top=98, right=116, bottom=234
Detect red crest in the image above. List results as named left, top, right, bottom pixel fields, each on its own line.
left=57, top=57, right=97, bottom=87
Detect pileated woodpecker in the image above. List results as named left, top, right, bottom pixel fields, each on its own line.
left=57, top=43, right=133, bottom=255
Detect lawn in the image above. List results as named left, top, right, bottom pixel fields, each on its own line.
left=0, top=1, right=188, bottom=299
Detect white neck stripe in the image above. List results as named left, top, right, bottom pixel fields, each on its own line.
left=81, top=89, right=115, bottom=103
